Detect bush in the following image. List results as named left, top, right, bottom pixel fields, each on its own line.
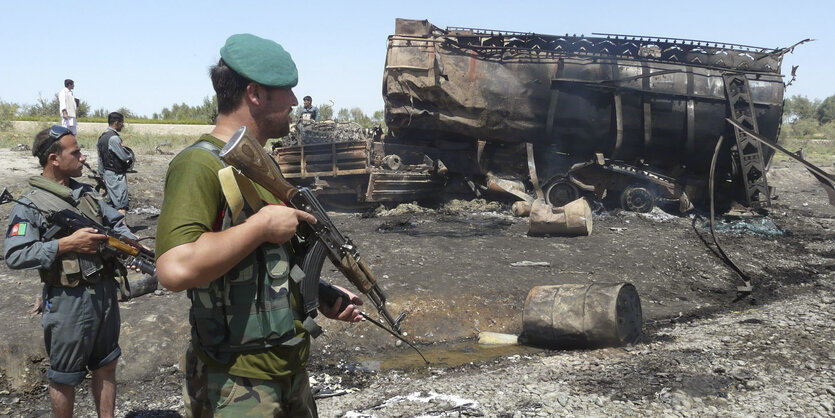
left=816, top=96, right=835, bottom=125
left=0, top=100, right=19, bottom=131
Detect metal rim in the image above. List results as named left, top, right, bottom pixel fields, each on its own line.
left=545, top=181, right=579, bottom=207
left=620, top=185, right=655, bottom=213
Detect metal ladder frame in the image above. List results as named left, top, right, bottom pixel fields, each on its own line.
left=723, top=73, right=770, bottom=209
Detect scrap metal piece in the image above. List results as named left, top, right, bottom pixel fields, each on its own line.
left=528, top=198, right=592, bottom=236
left=526, top=143, right=545, bottom=200
left=485, top=172, right=534, bottom=203
left=511, top=200, right=532, bottom=217
left=381, top=154, right=402, bottom=171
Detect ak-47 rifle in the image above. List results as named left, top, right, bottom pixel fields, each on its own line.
left=218, top=126, right=428, bottom=362
left=0, top=188, right=156, bottom=278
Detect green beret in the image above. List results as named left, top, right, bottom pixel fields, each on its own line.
left=220, top=33, right=298, bottom=88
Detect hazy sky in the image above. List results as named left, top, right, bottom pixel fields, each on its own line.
left=1, top=0, right=831, bottom=118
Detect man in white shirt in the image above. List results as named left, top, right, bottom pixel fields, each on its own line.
left=58, top=79, right=77, bottom=135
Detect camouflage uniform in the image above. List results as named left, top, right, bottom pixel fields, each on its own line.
left=158, top=137, right=318, bottom=417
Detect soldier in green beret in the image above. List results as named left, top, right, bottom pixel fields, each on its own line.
left=155, top=33, right=363, bottom=417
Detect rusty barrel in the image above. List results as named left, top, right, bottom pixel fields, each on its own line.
left=521, top=283, right=641, bottom=348
left=528, top=198, right=592, bottom=236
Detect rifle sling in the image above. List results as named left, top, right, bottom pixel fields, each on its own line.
left=191, top=140, right=323, bottom=336
left=218, top=166, right=263, bottom=225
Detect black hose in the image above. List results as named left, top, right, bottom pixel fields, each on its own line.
left=708, top=136, right=753, bottom=294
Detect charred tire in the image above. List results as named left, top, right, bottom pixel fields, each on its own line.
left=545, top=181, right=580, bottom=207
left=620, top=185, right=655, bottom=213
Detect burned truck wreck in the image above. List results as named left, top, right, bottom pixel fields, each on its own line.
left=276, top=18, right=802, bottom=212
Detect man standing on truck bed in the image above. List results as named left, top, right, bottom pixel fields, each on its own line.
left=300, top=95, right=319, bottom=122
left=155, top=33, right=362, bottom=417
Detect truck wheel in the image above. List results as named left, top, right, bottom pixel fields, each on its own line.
left=620, top=185, right=655, bottom=213
left=545, top=181, right=579, bottom=207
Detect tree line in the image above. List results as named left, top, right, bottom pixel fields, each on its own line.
left=5, top=92, right=832, bottom=138
left=781, top=94, right=835, bottom=138
left=0, top=93, right=385, bottom=129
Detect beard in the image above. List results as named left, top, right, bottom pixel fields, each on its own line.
left=254, top=110, right=291, bottom=140
left=252, top=89, right=296, bottom=141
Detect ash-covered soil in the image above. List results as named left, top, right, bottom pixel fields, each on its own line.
left=0, top=147, right=832, bottom=417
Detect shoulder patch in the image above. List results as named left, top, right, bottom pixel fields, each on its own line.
left=7, top=222, right=28, bottom=237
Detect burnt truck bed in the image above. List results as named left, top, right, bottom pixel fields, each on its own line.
left=274, top=139, right=445, bottom=204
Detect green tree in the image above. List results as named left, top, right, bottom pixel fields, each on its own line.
left=76, top=100, right=90, bottom=118
left=0, top=100, right=19, bottom=130
left=336, top=108, right=350, bottom=122
left=815, top=95, right=835, bottom=125
left=783, top=95, right=819, bottom=122
left=155, top=96, right=216, bottom=123
left=23, top=93, right=89, bottom=118
left=25, top=93, right=59, bottom=117
left=115, top=107, right=138, bottom=119
left=372, top=110, right=384, bottom=123
left=784, top=118, right=819, bottom=138
left=349, top=107, right=371, bottom=126
left=319, top=103, right=333, bottom=121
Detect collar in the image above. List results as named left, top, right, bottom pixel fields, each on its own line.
left=28, top=176, right=83, bottom=205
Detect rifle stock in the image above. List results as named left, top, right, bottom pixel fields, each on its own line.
left=217, top=130, right=298, bottom=204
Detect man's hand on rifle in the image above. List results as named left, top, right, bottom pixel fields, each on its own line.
left=58, top=227, right=107, bottom=255
left=250, top=204, right=317, bottom=245
left=319, top=284, right=363, bottom=323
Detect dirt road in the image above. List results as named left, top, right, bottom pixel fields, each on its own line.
left=0, top=146, right=832, bottom=417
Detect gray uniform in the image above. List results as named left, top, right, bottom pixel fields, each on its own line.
left=97, top=128, right=132, bottom=211
left=4, top=178, right=133, bottom=386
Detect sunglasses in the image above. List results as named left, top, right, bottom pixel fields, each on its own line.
left=36, top=125, right=73, bottom=158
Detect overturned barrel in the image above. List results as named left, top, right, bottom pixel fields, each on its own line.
left=521, top=283, right=641, bottom=349
left=528, top=198, right=592, bottom=236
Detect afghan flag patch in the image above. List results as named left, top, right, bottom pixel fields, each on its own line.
left=8, top=222, right=27, bottom=237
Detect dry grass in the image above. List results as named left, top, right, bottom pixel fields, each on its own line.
left=0, top=124, right=201, bottom=155
left=772, top=137, right=834, bottom=165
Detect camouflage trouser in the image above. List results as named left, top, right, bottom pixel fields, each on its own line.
left=182, top=345, right=318, bottom=418
left=182, top=345, right=211, bottom=418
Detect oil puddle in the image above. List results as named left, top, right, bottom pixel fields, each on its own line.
left=351, top=340, right=543, bottom=372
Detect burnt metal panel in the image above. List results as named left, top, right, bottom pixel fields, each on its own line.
left=365, top=171, right=445, bottom=202
left=383, top=19, right=793, bottom=207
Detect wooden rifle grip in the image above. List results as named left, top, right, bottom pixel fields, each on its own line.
left=337, top=253, right=373, bottom=294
